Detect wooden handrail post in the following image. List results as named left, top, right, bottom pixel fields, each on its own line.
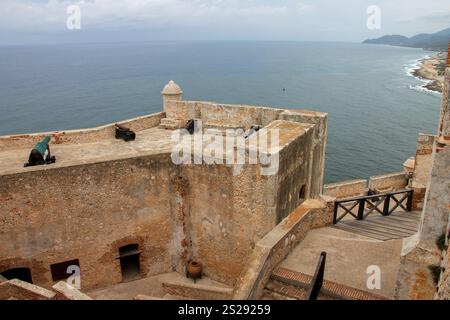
left=357, top=199, right=365, bottom=220
left=383, top=194, right=391, bottom=216
left=406, top=190, right=414, bottom=212
left=333, top=203, right=338, bottom=224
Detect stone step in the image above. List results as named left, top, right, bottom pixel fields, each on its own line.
left=271, top=267, right=391, bottom=300
left=264, top=280, right=308, bottom=300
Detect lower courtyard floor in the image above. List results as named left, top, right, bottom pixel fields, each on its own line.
left=88, top=272, right=233, bottom=300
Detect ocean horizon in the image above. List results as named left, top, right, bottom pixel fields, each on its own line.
left=0, top=41, right=442, bottom=183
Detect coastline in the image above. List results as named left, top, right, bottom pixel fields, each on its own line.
left=410, top=52, right=447, bottom=93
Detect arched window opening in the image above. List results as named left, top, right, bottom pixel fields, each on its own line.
left=1, top=267, right=33, bottom=283
left=299, top=185, right=307, bottom=202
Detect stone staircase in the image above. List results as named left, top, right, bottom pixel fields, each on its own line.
left=265, top=267, right=391, bottom=300
left=264, top=280, right=310, bottom=300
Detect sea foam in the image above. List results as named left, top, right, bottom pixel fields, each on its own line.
left=404, top=55, right=441, bottom=96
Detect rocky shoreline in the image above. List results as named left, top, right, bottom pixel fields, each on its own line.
left=413, top=52, right=447, bottom=93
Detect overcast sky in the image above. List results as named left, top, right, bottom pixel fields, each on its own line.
left=1, top=0, right=449, bottom=45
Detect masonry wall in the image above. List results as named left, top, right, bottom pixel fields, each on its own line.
left=368, top=172, right=408, bottom=192
left=0, top=154, right=175, bottom=291
left=418, top=145, right=450, bottom=254
left=278, top=110, right=328, bottom=197
left=181, top=163, right=276, bottom=286
left=164, top=100, right=327, bottom=199
left=0, top=99, right=327, bottom=293
left=166, top=101, right=283, bottom=129
left=0, top=153, right=288, bottom=290
left=179, top=122, right=316, bottom=286
left=0, top=136, right=317, bottom=291
left=412, top=134, right=435, bottom=188
left=437, top=68, right=450, bottom=140
left=436, top=246, right=450, bottom=300
left=274, top=123, right=314, bottom=223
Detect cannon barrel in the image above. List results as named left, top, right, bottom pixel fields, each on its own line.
left=24, top=136, right=56, bottom=167
left=114, top=123, right=136, bottom=142
left=115, top=123, right=130, bottom=131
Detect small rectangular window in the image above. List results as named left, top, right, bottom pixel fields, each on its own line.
left=118, top=244, right=141, bottom=282
left=50, top=259, right=80, bottom=282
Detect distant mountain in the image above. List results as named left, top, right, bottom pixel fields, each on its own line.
left=363, top=28, right=450, bottom=51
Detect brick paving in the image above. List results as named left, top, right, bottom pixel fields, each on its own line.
left=271, top=267, right=391, bottom=300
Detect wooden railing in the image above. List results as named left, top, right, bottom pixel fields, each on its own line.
left=333, top=189, right=414, bottom=224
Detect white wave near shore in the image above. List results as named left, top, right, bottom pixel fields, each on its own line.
left=404, top=54, right=444, bottom=96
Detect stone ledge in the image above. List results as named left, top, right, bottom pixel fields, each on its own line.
left=368, top=172, right=408, bottom=192
left=0, top=279, right=57, bottom=300
left=162, top=279, right=233, bottom=300
left=324, top=179, right=368, bottom=199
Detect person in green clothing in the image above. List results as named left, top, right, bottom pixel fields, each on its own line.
left=24, top=136, right=56, bottom=167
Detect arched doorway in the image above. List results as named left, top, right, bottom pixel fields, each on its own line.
left=1, top=267, right=33, bottom=283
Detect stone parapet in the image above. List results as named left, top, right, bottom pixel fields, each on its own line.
left=368, top=172, right=408, bottom=193
left=324, top=179, right=368, bottom=199
left=0, top=112, right=165, bottom=150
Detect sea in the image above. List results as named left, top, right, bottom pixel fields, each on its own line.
left=0, top=41, right=442, bottom=183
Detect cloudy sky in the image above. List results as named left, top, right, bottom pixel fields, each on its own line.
left=0, top=0, right=449, bottom=45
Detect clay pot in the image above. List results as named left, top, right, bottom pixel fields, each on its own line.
left=187, top=261, right=202, bottom=282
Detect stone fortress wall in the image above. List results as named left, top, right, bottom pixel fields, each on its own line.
left=431, top=60, right=450, bottom=300
left=0, top=81, right=327, bottom=291
left=1, top=51, right=448, bottom=299
left=400, top=46, right=450, bottom=300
